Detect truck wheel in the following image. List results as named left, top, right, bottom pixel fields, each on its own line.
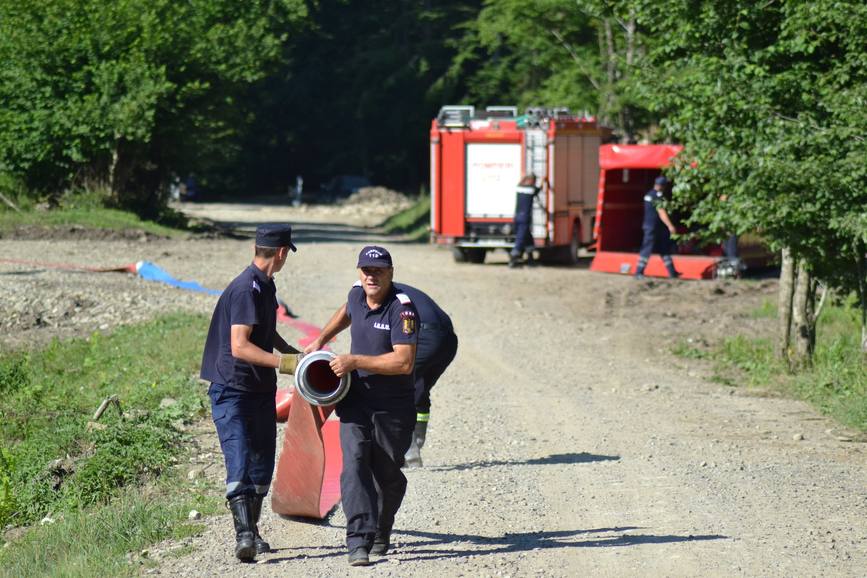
left=564, top=224, right=581, bottom=265
left=453, top=247, right=486, bottom=264
left=464, top=248, right=487, bottom=264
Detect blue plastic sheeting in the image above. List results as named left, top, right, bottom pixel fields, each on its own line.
left=136, top=261, right=222, bottom=296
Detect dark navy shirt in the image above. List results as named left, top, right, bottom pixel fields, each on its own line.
left=340, top=283, right=418, bottom=409
left=643, top=188, right=665, bottom=229
left=514, top=185, right=538, bottom=224
left=392, top=283, right=453, bottom=334
left=200, top=264, right=278, bottom=393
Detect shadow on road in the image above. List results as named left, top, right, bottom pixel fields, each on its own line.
left=397, top=526, right=727, bottom=562
left=197, top=219, right=419, bottom=245
left=261, top=525, right=726, bottom=564
left=429, top=452, right=620, bottom=472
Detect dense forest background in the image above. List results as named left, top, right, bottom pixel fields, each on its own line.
left=0, top=0, right=664, bottom=202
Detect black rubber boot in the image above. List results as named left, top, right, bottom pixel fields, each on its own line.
left=228, top=495, right=256, bottom=562
left=634, top=257, right=648, bottom=279
left=250, top=494, right=271, bottom=554
left=663, top=256, right=680, bottom=278
left=414, top=420, right=428, bottom=450
left=404, top=420, right=428, bottom=468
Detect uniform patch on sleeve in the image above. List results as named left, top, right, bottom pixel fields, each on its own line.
left=400, top=309, right=416, bottom=334
left=396, top=292, right=412, bottom=305
left=252, top=280, right=261, bottom=293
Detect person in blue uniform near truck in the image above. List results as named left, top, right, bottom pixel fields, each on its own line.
left=304, top=246, right=418, bottom=567
left=635, top=175, right=680, bottom=279
left=392, top=283, right=458, bottom=467
left=200, top=223, right=303, bottom=562
left=509, top=174, right=541, bottom=268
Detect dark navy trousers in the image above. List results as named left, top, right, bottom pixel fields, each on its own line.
left=511, top=220, right=534, bottom=258
left=414, top=330, right=458, bottom=413
left=338, top=403, right=415, bottom=550
left=639, top=224, right=672, bottom=258
left=208, top=383, right=277, bottom=498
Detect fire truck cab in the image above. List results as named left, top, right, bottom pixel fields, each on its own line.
left=429, top=106, right=609, bottom=264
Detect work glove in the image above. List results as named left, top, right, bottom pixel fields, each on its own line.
left=278, top=353, right=302, bottom=375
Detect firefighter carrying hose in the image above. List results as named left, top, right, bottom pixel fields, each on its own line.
left=304, top=246, right=419, bottom=566
left=199, top=223, right=303, bottom=562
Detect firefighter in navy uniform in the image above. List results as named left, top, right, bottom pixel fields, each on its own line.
left=635, top=176, right=680, bottom=279
left=304, top=246, right=418, bottom=567
left=509, top=174, right=541, bottom=268
left=392, top=283, right=458, bottom=467
left=200, top=223, right=303, bottom=562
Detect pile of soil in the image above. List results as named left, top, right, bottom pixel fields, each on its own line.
left=341, top=186, right=414, bottom=212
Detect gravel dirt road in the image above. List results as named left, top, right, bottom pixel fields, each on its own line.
left=1, top=199, right=864, bottom=577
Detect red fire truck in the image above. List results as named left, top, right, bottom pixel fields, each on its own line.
left=429, top=106, right=609, bottom=264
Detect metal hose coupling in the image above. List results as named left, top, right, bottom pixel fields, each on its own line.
left=294, top=350, right=351, bottom=406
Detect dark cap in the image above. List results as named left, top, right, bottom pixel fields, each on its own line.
left=654, top=176, right=669, bottom=186
left=357, top=245, right=393, bottom=268
left=256, top=223, right=297, bottom=251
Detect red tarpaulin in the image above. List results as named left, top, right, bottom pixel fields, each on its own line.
left=592, top=144, right=722, bottom=280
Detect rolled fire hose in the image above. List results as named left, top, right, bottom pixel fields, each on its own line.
left=294, top=350, right=351, bottom=406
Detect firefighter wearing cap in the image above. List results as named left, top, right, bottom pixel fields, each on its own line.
left=635, top=176, right=680, bottom=279
left=200, top=223, right=303, bottom=562
left=392, top=283, right=458, bottom=468
left=304, top=245, right=418, bottom=567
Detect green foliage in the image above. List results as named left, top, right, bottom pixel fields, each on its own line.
left=675, top=303, right=867, bottom=431
left=380, top=195, right=431, bottom=241
left=0, top=0, right=307, bottom=205
left=0, top=449, right=15, bottom=531
left=452, top=0, right=654, bottom=138
left=252, top=1, right=480, bottom=191
left=0, top=313, right=210, bottom=529
left=0, top=485, right=221, bottom=577
left=637, top=0, right=867, bottom=296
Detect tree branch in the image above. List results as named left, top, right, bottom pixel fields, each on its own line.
left=771, top=111, right=865, bottom=143
left=549, top=28, right=601, bottom=91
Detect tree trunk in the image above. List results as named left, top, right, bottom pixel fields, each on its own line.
left=791, top=258, right=816, bottom=367
left=108, top=138, right=121, bottom=203
left=621, top=14, right=636, bottom=141
left=777, top=247, right=795, bottom=361
left=856, top=240, right=867, bottom=355
left=603, top=18, right=618, bottom=134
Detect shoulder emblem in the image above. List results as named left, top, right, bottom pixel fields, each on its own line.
left=400, top=309, right=416, bottom=334
left=352, top=280, right=362, bottom=287
left=396, top=292, right=412, bottom=305
left=252, top=280, right=261, bottom=293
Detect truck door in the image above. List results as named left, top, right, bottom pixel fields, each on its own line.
left=464, top=143, right=522, bottom=220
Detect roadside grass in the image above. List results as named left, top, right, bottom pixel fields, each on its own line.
left=673, top=299, right=867, bottom=431
left=0, top=483, right=221, bottom=578
left=379, top=195, right=430, bottom=241
left=0, top=313, right=220, bottom=574
left=0, top=188, right=189, bottom=236
left=0, top=206, right=183, bottom=237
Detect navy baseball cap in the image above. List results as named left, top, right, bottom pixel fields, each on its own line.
left=654, top=176, right=669, bottom=186
left=357, top=245, right=393, bottom=268
left=256, top=223, right=297, bottom=251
